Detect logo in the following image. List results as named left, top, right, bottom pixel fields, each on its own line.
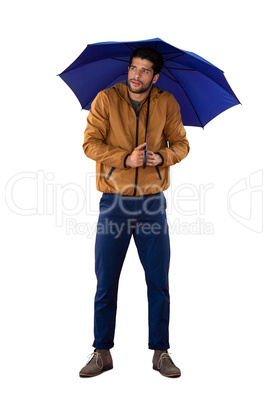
left=227, top=170, right=263, bottom=233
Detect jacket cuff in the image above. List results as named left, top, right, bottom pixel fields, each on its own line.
left=156, top=152, right=164, bottom=166
left=123, top=154, right=131, bottom=169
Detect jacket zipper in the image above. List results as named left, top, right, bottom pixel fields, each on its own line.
left=106, top=167, right=116, bottom=180
left=133, top=113, right=139, bottom=196
left=155, top=166, right=162, bottom=180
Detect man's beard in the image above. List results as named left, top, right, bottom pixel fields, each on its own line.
left=127, top=77, right=154, bottom=94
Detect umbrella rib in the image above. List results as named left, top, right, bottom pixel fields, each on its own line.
left=164, top=63, right=240, bottom=103
left=162, top=67, right=204, bottom=127
left=163, top=53, right=185, bottom=61
left=124, top=43, right=139, bottom=51
left=111, top=57, right=129, bottom=62
left=165, top=67, right=195, bottom=71
left=163, top=53, right=222, bottom=71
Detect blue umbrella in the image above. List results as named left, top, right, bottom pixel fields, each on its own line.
left=59, top=38, right=240, bottom=127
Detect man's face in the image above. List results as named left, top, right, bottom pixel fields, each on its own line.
left=127, top=57, right=159, bottom=95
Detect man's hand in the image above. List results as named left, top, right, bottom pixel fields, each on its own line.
left=125, top=143, right=162, bottom=168
left=125, top=142, right=146, bottom=168
left=146, top=151, right=162, bottom=166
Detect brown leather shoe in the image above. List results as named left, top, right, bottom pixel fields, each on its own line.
left=153, top=350, right=181, bottom=378
left=79, top=349, right=113, bottom=377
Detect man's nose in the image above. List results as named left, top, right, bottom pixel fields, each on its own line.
left=134, top=70, right=141, bottom=79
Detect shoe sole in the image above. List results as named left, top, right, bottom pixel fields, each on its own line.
left=79, top=364, right=113, bottom=377
left=153, top=366, right=181, bottom=378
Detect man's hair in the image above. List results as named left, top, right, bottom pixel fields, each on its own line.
left=129, top=47, right=164, bottom=76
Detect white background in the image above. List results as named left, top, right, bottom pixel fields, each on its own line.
left=1, top=0, right=267, bottom=400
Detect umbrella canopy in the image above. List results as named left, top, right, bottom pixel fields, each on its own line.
left=59, top=38, right=240, bottom=127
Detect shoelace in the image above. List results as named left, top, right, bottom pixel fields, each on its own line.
left=86, top=351, right=103, bottom=370
left=157, top=352, right=174, bottom=370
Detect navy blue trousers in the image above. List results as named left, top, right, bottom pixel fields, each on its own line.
left=93, top=192, right=170, bottom=350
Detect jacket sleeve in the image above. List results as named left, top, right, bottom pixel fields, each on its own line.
left=157, top=94, right=190, bottom=167
left=83, top=91, right=130, bottom=169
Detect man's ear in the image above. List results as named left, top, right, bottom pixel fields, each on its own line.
left=152, top=74, right=159, bottom=84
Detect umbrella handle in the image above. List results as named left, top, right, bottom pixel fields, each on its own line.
left=142, top=149, right=147, bottom=168
left=142, top=91, right=151, bottom=169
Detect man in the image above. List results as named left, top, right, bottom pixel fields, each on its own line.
left=79, top=47, right=190, bottom=378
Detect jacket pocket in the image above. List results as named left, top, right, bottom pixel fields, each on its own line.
left=155, top=166, right=162, bottom=181
left=106, top=167, right=116, bottom=180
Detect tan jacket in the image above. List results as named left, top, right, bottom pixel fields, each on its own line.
left=83, top=82, right=190, bottom=196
